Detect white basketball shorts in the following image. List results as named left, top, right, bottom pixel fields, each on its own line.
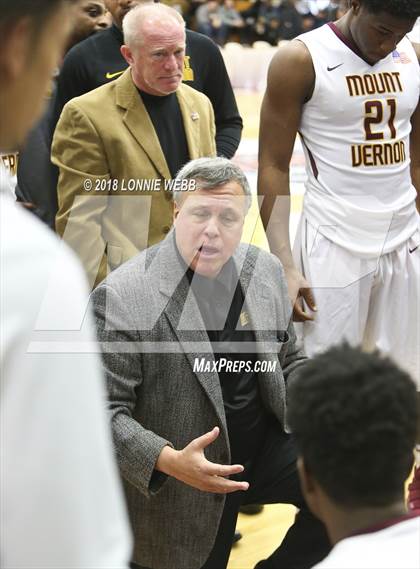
left=294, top=217, right=420, bottom=387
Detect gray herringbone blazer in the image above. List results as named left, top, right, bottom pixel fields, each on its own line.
left=91, top=231, right=306, bottom=569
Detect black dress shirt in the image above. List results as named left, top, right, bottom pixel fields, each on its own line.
left=179, top=246, right=270, bottom=465
left=138, top=90, right=189, bottom=178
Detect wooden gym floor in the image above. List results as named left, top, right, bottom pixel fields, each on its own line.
left=226, top=89, right=299, bottom=569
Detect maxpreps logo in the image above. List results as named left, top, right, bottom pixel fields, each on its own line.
left=193, top=358, right=277, bottom=374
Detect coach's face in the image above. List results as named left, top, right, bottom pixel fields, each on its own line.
left=122, top=20, right=185, bottom=95
left=174, top=182, right=247, bottom=278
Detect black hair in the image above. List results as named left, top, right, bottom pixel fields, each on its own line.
left=288, top=344, right=418, bottom=508
left=360, top=0, right=420, bottom=18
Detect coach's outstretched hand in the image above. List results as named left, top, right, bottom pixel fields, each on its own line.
left=155, top=427, right=249, bottom=494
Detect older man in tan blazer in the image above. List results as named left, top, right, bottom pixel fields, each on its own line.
left=52, top=3, right=216, bottom=288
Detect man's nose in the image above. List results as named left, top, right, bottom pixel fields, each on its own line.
left=163, top=54, right=178, bottom=70
left=203, top=217, right=220, bottom=238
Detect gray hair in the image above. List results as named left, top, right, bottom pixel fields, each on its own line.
left=123, top=3, right=185, bottom=49
left=174, top=157, right=252, bottom=210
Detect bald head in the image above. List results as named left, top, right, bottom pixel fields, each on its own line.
left=122, top=3, right=185, bottom=48
left=120, top=3, right=186, bottom=96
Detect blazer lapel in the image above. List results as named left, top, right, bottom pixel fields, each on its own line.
left=116, top=69, right=171, bottom=179
left=177, top=85, right=201, bottom=160
left=234, top=245, right=280, bottom=354
left=158, top=234, right=228, bottom=437
left=235, top=245, right=287, bottom=422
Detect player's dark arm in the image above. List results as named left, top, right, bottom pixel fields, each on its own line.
left=202, top=38, right=243, bottom=158
left=257, top=41, right=316, bottom=321
left=410, top=43, right=420, bottom=213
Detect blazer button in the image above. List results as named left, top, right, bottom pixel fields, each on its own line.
left=162, top=225, right=171, bottom=234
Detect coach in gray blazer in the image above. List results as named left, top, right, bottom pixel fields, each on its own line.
left=91, top=158, right=330, bottom=569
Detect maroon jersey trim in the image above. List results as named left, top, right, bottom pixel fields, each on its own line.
left=328, top=22, right=373, bottom=66
left=350, top=512, right=420, bottom=538
left=299, top=133, right=319, bottom=180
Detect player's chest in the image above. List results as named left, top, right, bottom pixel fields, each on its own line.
left=312, top=62, right=420, bottom=127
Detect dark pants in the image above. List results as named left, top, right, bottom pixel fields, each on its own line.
left=132, top=421, right=330, bottom=569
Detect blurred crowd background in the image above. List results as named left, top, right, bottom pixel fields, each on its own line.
left=163, top=0, right=348, bottom=46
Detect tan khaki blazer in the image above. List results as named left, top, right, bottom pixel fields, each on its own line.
left=52, top=68, right=216, bottom=288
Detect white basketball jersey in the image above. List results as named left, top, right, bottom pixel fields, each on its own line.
left=313, top=516, right=420, bottom=569
left=297, top=24, right=420, bottom=257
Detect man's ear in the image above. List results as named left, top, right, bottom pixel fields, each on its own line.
left=350, top=0, right=361, bottom=15
left=120, top=44, right=134, bottom=66
left=297, top=456, right=320, bottom=516
left=173, top=200, right=180, bottom=222
left=0, top=18, right=32, bottom=82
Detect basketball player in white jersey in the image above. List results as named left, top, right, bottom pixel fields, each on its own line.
left=288, top=345, right=419, bottom=569
left=259, top=0, right=420, bottom=511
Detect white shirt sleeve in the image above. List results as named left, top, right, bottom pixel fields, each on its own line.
left=0, top=191, right=132, bottom=568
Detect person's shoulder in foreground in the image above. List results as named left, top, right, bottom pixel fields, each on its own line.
left=312, top=515, right=420, bottom=569
left=287, top=344, right=419, bottom=569
left=1, top=183, right=132, bottom=568
left=0, top=0, right=131, bottom=565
